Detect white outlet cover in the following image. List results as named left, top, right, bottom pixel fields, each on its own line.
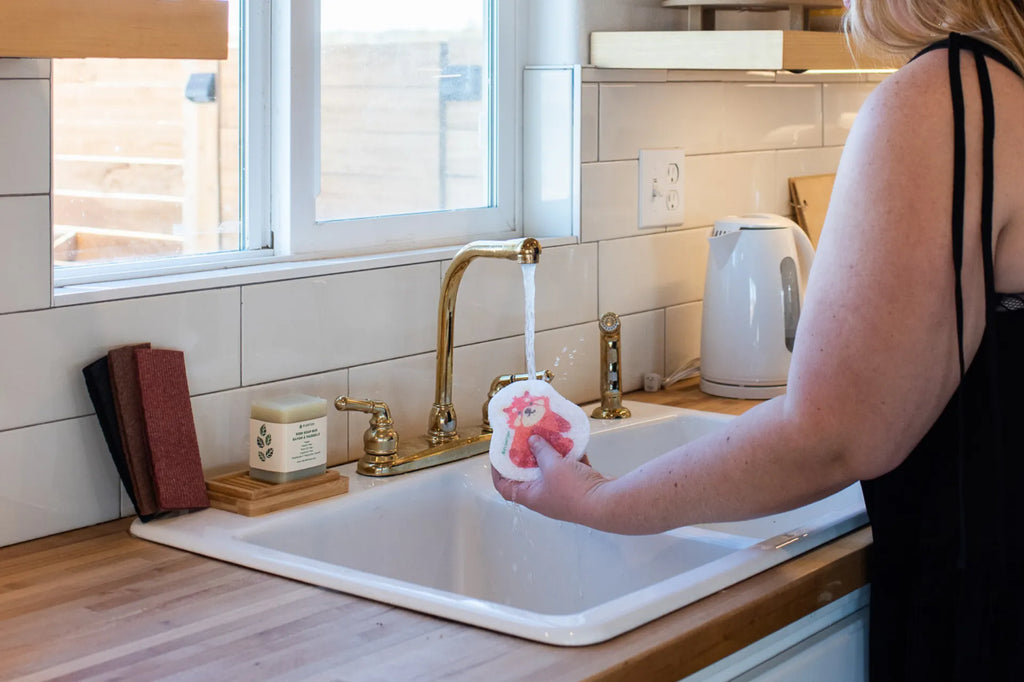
left=638, top=148, right=686, bottom=229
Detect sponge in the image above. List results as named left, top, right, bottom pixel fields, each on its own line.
left=134, top=348, right=209, bottom=511
left=82, top=356, right=154, bottom=519
left=107, top=343, right=159, bottom=517
left=487, top=379, right=590, bottom=482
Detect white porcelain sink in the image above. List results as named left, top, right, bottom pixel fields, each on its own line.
left=131, top=401, right=866, bottom=646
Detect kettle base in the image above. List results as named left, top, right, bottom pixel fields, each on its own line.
left=700, top=377, right=786, bottom=400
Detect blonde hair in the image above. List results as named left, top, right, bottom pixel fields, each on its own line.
left=845, top=0, right=1024, bottom=74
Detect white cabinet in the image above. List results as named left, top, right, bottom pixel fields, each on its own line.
left=684, top=587, right=869, bottom=682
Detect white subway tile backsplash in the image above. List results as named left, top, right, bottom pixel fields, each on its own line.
left=824, top=83, right=877, bottom=146
left=618, top=309, right=666, bottom=393
left=0, top=79, right=49, bottom=196
left=536, top=322, right=600, bottom=404
left=581, top=160, right=647, bottom=242
left=682, top=151, right=777, bottom=228
left=0, top=288, right=241, bottom=432
left=598, top=229, right=709, bottom=316
left=721, top=84, right=822, bottom=151
left=0, top=416, right=120, bottom=547
left=241, top=263, right=439, bottom=385
left=450, top=243, right=597, bottom=345
left=0, top=195, right=50, bottom=313
left=581, top=83, right=599, bottom=163
left=347, top=353, right=435, bottom=461
left=599, top=82, right=821, bottom=161
left=345, top=337, right=526, bottom=462
left=192, top=369, right=351, bottom=471
left=454, top=336, right=527, bottom=428
left=665, top=302, right=704, bottom=379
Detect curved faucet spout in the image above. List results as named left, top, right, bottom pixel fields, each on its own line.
left=427, top=237, right=542, bottom=444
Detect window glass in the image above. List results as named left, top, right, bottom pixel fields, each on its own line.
left=52, top=1, right=242, bottom=267
left=316, top=1, right=491, bottom=223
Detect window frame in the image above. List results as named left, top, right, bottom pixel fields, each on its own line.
left=276, top=0, right=521, bottom=258
left=53, top=0, right=523, bottom=288
left=52, top=0, right=275, bottom=288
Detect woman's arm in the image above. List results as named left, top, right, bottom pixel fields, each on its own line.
left=494, top=50, right=994, bottom=534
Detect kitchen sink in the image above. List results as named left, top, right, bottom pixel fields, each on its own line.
left=131, top=401, right=866, bottom=646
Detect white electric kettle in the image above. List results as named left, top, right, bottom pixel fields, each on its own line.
left=700, top=213, right=815, bottom=399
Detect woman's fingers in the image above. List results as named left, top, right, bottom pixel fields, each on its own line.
left=527, top=435, right=561, bottom=469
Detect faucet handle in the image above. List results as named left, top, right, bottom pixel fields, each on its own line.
left=481, top=370, right=554, bottom=432
left=335, top=396, right=399, bottom=456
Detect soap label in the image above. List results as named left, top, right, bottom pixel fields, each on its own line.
left=249, top=417, right=327, bottom=473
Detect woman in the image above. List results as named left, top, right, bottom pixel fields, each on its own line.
left=493, top=1, right=1024, bottom=678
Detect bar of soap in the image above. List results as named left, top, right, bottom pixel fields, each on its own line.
left=487, top=379, right=590, bottom=482
left=251, top=394, right=328, bottom=423
left=250, top=394, right=328, bottom=484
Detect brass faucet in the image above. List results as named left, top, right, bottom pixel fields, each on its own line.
left=337, top=237, right=542, bottom=476
left=591, top=312, right=632, bottom=419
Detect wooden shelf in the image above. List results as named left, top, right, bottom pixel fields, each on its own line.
left=590, top=30, right=894, bottom=71
left=0, top=0, right=229, bottom=60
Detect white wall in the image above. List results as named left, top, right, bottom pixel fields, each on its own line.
left=0, top=57, right=878, bottom=547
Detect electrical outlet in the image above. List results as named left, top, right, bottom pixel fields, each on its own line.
left=638, top=149, right=686, bottom=229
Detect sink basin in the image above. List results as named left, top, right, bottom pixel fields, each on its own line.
left=131, top=401, right=866, bottom=646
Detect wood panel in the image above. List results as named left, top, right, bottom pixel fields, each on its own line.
left=54, top=160, right=184, bottom=196
left=628, top=377, right=763, bottom=416
left=0, top=0, right=229, bottom=60
left=54, top=122, right=184, bottom=158
left=54, top=194, right=182, bottom=231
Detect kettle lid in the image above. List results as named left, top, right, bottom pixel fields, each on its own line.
left=713, top=213, right=801, bottom=233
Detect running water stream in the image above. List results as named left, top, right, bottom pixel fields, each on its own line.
left=522, top=263, right=536, bottom=377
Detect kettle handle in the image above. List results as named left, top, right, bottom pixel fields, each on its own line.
left=790, top=225, right=815, bottom=290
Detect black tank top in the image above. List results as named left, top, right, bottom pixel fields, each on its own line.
left=860, top=33, right=1024, bottom=681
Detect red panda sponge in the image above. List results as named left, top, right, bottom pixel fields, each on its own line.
left=487, top=379, right=590, bottom=482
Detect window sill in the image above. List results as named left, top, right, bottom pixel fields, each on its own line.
left=53, top=237, right=578, bottom=307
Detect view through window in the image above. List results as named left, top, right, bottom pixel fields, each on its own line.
left=52, top=1, right=502, bottom=273
left=52, top=1, right=242, bottom=268
left=316, top=1, right=491, bottom=223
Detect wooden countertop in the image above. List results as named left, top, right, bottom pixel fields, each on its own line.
left=0, top=379, right=870, bottom=681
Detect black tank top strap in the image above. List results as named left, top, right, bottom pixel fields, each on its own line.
left=938, top=32, right=1004, bottom=568
left=916, top=33, right=1023, bottom=78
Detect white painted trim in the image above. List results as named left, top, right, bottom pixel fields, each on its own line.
left=52, top=236, right=577, bottom=306
left=285, top=0, right=522, bottom=256
left=523, top=66, right=581, bottom=239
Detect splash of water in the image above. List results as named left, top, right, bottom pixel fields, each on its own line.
left=522, top=263, right=537, bottom=378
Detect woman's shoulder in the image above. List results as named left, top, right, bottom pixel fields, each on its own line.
left=862, top=47, right=950, bottom=119
left=845, top=50, right=952, bottom=157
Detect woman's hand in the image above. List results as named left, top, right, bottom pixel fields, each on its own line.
left=491, top=434, right=612, bottom=526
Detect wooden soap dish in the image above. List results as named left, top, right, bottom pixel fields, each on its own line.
left=206, top=469, right=349, bottom=516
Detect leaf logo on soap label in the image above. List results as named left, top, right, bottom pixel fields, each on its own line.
left=257, top=423, right=273, bottom=462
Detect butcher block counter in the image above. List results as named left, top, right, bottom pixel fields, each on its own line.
left=0, top=379, right=870, bottom=681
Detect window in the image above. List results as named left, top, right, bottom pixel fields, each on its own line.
left=52, top=0, right=252, bottom=284
left=53, top=0, right=519, bottom=285
left=272, top=0, right=518, bottom=256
